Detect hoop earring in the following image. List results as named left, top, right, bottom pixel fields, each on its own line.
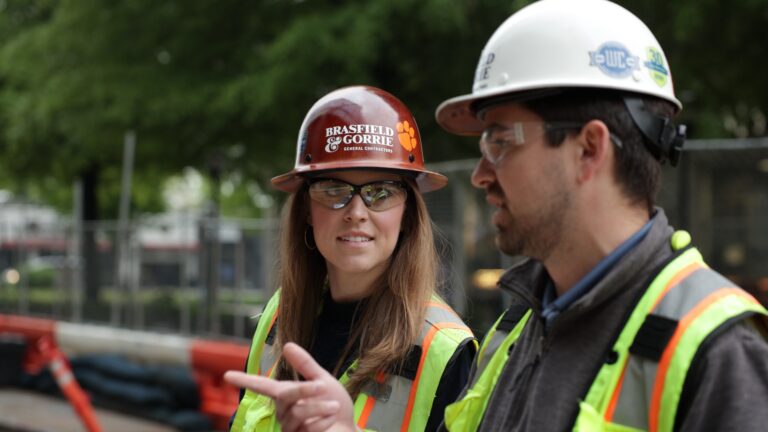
left=304, top=226, right=317, bottom=250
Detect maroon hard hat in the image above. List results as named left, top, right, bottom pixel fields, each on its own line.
left=271, top=86, right=448, bottom=193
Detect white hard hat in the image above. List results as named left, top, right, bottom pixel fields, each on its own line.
left=436, top=0, right=682, bottom=135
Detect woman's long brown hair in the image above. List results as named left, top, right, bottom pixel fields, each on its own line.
left=273, top=180, right=437, bottom=397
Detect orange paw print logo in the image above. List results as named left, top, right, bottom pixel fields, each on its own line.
left=397, top=121, right=418, bottom=151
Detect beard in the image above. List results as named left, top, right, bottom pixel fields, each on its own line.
left=493, top=172, right=572, bottom=261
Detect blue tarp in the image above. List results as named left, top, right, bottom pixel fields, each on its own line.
left=20, top=354, right=212, bottom=431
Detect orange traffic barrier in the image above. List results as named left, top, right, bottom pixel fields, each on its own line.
left=191, top=340, right=250, bottom=430
left=36, top=336, right=103, bottom=432
left=2, top=313, right=250, bottom=430
left=0, top=314, right=55, bottom=345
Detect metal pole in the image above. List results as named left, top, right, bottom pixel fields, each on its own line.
left=18, top=205, right=28, bottom=314
left=117, top=131, right=136, bottom=327
left=450, top=180, right=468, bottom=316
left=118, top=131, right=136, bottom=243
left=209, top=216, right=221, bottom=335
left=180, top=212, right=191, bottom=335
left=234, top=230, right=246, bottom=337
left=71, top=181, right=83, bottom=322
left=197, top=218, right=208, bottom=334
left=207, top=162, right=222, bottom=335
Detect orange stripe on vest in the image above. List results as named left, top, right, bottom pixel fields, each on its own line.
left=262, top=311, right=280, bottom=377
left=357, top=371, right=387, bottom=428
left=650, top=262, right=704, bottom=311
left=649, top=288, right=756, bottom=432
left=400, top=322, right=469, bottom=431
left=604, top=359, right=629, bottom=422
left=604, top=261, right=705, bottom=423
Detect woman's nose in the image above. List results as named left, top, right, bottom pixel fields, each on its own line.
left=343, top=194, right=369, bottom=221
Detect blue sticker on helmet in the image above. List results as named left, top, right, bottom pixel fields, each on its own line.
left=589, top=42, right=640, bottom=79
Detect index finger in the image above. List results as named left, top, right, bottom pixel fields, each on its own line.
left=283, top=342, right=334, bottom=381
left=224, top=370, right=282, bottom=398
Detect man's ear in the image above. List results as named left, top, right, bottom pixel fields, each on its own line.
left=575, top=119, right=612, bottom=184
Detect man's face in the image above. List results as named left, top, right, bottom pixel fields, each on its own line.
left=471, top=103, right=574, bottom=260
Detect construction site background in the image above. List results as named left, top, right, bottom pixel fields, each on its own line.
left=1, top=138, right=767, bottom=340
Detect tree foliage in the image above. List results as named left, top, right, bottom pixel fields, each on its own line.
left=0, top=0, right=764, bottom=214
left=621, top=0, right=768, bottom=137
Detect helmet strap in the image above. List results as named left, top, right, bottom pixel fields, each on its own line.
left=623, top=96, right=686, bottom=166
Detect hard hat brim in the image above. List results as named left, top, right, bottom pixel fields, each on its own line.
left=436, top=84, right=568, bottom=136
left=271, top=163, right=448, bottom=194
left=436, top=82, right=683, bottom=136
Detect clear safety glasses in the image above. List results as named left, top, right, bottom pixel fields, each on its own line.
left=308, top=178, right=408, bottom=211
left=479, top=122, right=623, bottom=165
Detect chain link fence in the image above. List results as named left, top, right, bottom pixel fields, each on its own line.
left=0, top=213, right=277, bottom=341
left=2, top=140, right=767, bottom=340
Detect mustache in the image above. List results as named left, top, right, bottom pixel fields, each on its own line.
left=486, top=182, right=504, bottom=199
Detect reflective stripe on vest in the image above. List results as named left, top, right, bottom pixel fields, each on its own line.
left=575, top=246, right=768, bottom=432
left=473, top=304, right=530, bottom=375
left=444, top=307, right=531, bottom=431
left=441, top=230, right=767, bottom=432
left=231, top=292, right=474, bottom=432
left=231, top=291, right=281, bottom=431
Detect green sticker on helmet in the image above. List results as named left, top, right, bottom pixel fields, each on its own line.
left=645, top=47, right=669, bottom=87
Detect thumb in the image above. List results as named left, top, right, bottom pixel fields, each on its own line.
left=283, top=342, right=333, bottom=381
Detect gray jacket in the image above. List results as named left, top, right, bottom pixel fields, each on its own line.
left=472, top=210, right=768, bottom=431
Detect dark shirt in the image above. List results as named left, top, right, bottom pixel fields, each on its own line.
left=308, top=293, right=474, bottom=432
left=308, top=293, right=364, bottom=375
left=233, top=292, right=474, bottom=431
left=428, top=339, right=474, bottom=431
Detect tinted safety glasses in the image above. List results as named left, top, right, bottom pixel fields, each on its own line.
left=308, top=178, right=408, bottom=211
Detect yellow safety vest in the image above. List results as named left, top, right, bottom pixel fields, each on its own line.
left=231, top=291, right=475, bottom=432
left=445, top=231, right=768, bottom=432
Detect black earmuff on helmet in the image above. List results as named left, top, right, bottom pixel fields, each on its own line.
left=624, top=96, right=686, bottom=166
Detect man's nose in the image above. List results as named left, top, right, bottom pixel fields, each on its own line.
left=471, top=156, right=496, bottom=189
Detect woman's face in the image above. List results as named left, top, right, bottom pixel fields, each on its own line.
left=308, top=170, right=407, bottom=293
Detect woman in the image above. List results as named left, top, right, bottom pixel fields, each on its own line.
left=228, top=86, right=476, bottom=431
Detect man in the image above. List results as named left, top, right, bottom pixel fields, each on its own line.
left=435, top=0, right=768, bottom=431
left=226, top=0, right=768, bottom=430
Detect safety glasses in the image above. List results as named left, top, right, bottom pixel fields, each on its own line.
left=480, top=122, right=623, bottom=165
left=308, top=178, right=408, bottom=211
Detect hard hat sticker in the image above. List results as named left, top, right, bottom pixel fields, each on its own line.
left=325, top=136, right=342, bottom=153
left=324, top=124, right=395, bottom=154
left=589, top=42, right=640, bottom=79
left=397, top=121, right=418, bottom=151
left=644, top=47, right=669, bottom=87
left=473, top=52, right=496, bottom=90
left=299, top=129, right=309, bottom=157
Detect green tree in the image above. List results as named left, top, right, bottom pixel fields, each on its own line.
left=0, top=0, right=272, bottom=302
left=0, top=0, right=521, bottom=302
left=0, top=0, right=765, bottom=303
left=620, top=0, right=768, bottom=137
